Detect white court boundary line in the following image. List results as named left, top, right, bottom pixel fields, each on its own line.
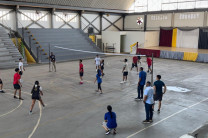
left=54, top=46, right=146, bottom=57
left=0, top=93, right=23, bottom=118
left=127, top=97, right=208, bottom=138
left=4, top=89, right=42, bottom=138
left=28, top=102, right=42, bottom=138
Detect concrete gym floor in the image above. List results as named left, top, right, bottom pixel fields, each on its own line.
left=0, top=56, right=208, bottom=138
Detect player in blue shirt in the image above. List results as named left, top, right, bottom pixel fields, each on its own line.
left=94, top=69, right=102, bottom=94
left=135, top=67, right=147, bottom=100
left=102, top=105, right=117, bottom=135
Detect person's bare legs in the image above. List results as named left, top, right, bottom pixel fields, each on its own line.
left=39, top=99, right=45, bottom=107
left=18, top=89, right=22, bottom=99
left=53, top=62, right=56, bottom=72
left=30, top=99, right=36, bottom=111
left=0, top=84, right=2, bottom=90
left=14, top=89, right=17, bottom=97
left=136, top=67, right=138, bottom=72
left=102, top=124, right=108, bottom=131
left=158, top=101, right=162, bottom=110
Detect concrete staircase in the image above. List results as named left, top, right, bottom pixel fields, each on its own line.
left=18, top=28, right=102, bottom=63
left=0, top=27, right=25, bottom=69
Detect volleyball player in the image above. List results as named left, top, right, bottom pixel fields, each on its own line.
left=29, top=81, right=45, bottom=115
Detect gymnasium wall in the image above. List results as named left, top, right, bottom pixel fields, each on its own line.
left=121, top=31, right=145, bottom=53
left=102, top=31, right=121, bottom=53
left=124, top=15, right=144, bottom=30
left=174, top=12, right=204, bottom=27
left=146, top=14, right=172, bottom=30
left=144, top=31, right=160, bottom=47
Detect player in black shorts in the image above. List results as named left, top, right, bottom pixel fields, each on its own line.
left=29, top=81, right=45, bottom=115
left=153, top=75, right=166, bottom=113
left=101, top=59, right=105, bottom=76
left=0, top=78, right=5, bottom=93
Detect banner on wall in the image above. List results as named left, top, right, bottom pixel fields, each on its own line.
left=176, top=28, right=199, bottom=49
left=159, top=28, right=173, bottom=47
left=198, top=29, right=208, bottom=49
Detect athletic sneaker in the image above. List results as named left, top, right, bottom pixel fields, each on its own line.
left=149, top=120, right=153, bottom=123
left=0, top=90, right=5, bottom=93
left=80, top=82, right=83, bottom=84
left=105, top=130, right=111, bottom=135
left=120, top=81, right=124, bottom=84
left=19, top=98, right=24, bottom=100
left=135, top=98, right=140, bottom=100
left=14, top=96, right=18, bottom=99
left=142, top=120, right=150, bottom=124
left=157, top=109, right=160, bottom=113
left=29, top=111, right=32, bottom=115
left=124, top=81, right=127, bottom=83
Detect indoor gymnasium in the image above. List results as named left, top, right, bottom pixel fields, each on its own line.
left=0, top=0, right=208, bottom=138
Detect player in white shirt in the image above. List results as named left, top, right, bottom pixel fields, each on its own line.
left=19, top=58, right=25, bottom=73
left=120, top=59, right=129, bottom=84
left=95, top=54, right=101, bottom=71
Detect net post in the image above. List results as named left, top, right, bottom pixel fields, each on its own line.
left=49, top=43, right=51, bottom=72
left=151, top=53, right=154, bottom=86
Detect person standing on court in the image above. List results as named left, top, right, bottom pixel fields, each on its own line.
left=79, top=59, right=84, bottom=84
left=95, top=54, right=101, bottom=72
left=0, top=78, right=5, bottom=93
left=143, top=81, right=154, bottom=123
left=29, top=81, right=45, bottom=115
left=13, top=68, right=23, bottom=100
left=131, top=56, right=138, bottom=73
left=19, top=58, right=25, bottom=74
left=50, top=52, right=56, bottom=72
left=153, top=75, right=166, bottom=113
left=135, top=67, right=146, bottom=100
left=146, top=56, right=152, bottom=74
left=120, top=59, right=129, bottom=84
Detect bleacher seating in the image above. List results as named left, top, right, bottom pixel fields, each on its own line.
left=18, top=28, right=101, bottom=63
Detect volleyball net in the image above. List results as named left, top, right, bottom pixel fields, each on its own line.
left=47, top=44, right=154, bottom=85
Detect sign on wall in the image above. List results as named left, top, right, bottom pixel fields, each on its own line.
left=124, top=15, right=144, bottom=30
left=174, top=12, right=204, bottom=27
left=147, top=14, right=172, bottom=30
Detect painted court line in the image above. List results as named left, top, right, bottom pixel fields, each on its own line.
left=126, top=97, right=208, bottom=138
left=28, top=102, right=42, bottom=138
left=0, top=93, right=23, bottom=118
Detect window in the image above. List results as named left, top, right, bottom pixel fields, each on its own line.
left=130, top=0, right=208, bottom=13
left=55, top=13, right=77, bottom=22
left=21, top=12, right=47, bottom=21
left=0, top=11, right=10, bottom=20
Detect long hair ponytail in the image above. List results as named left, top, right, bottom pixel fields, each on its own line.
left=107, top=105, right=113, bottom=118
left=32, top=81, right=39, bottom=93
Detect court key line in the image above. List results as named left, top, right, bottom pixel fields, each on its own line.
left=126, top=97, right=208, bottom=138
left=0, top=93, right=23, bottom=118
left=4, top=89, right=42, bottom=138
left=28, top=102, right=42, bottom=138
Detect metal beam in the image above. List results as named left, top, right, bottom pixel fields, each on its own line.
left=103, top=16, right=123, bottom=31
left=54, top=13, right=75, bottom=29
left=17, top=10, right=45, bottom=28
left=58, top=14, right=78, bottom=29
left=82, top=15, right=100, bottom=33
left=25, top=12, right=49, bottom=28
left=99, top=12, right=103, bottom=35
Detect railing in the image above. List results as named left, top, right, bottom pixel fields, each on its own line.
left=0, top=22, right=27, bottom=60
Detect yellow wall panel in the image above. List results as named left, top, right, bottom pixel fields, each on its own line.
left=183, top=52, right=198, bottom=61
left=172, top=28, right=177, bottom=47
